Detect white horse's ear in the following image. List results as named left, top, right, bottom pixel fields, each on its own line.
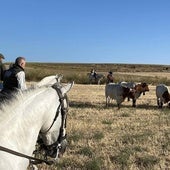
left=61, top=82, right=74, bottom=95
left=55, top=74, right=63, bottom=83
left=37, top=74, right=63, bottom=87
left=37, top=75, right=57, bottom=87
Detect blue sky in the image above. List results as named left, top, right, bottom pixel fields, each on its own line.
left=1, top=0, right=170, bottom=64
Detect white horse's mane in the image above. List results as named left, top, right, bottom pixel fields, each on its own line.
left=0, top=86, right=51, bottom=126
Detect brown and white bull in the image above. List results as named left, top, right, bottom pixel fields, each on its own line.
left=132, top=82, right=149, bottom=107
left=105, top=83, right=135, bottom=109
left=156, top=84, right=170, bottom=108
left=119, top=82, right=149, bottom=107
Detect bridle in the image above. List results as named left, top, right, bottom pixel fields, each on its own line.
left=37, top=84, right=69, bottom=159
left=0, top=84, right=69, bottom=166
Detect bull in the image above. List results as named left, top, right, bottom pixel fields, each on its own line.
left=105, top=83, right=135, bottom=109
left=119, top=82, right=149, bottom=107
left=156, top=84, right=170, bottom=108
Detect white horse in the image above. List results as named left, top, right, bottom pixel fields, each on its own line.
left=0, top=81, right=73, bottom=170
left=88, top=73, right=105, bottom=85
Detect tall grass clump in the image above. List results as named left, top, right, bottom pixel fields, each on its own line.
left=63, top=73, right=89, bottom=84
left=110, top=147, right=134, bottom=169
left=85, top=157, right=103, bottom=170
left=135, top=154, right=159, bottom=169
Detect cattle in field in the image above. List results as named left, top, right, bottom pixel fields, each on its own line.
left=156, top=84, right=170, bottom=108
left=119, top=82, right=149, bottom=107
left=105, top=83, right=135, bottom=109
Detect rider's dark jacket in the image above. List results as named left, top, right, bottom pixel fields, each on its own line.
left=0, top=61, right=6, bottom=81
left=2, top=64, right=24, bottom=92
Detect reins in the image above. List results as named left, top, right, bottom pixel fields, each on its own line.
left=0, top=145, right=53, bottom=165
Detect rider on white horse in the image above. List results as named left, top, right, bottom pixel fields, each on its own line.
left=90, top=69, right=97, bottom=80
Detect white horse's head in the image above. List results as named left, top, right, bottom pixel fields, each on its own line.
left=38, top=82, right=73, bottom=160
left=0, top=79, right=73, bottom=169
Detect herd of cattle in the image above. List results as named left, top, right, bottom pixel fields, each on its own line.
left=105, top=82, right=170, bottom=109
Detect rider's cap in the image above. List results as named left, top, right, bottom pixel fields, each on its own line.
left=0, top=53, right=5, bottom=59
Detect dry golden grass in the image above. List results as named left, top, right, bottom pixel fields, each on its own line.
left=4, top=62, right=170, bottom=169
left=34, top=84, right=170, bottom=170
left=117, top=72, right=170, bottom=79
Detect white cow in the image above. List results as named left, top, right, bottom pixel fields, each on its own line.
left=119, top=81, right=136, bottom=89
left=105, top=83, right=135, bottom=109
left=156, top=84, right=170, bottom=108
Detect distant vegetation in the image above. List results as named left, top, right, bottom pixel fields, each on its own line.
left=6, top=62, right=170, bottom=85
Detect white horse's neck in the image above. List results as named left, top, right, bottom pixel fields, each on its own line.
left=0, top=87, right=58, bottom=170
left=0, top=80, right=74, bottom=170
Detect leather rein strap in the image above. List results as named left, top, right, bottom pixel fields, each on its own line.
left=0, top=145, right=53, bottom=165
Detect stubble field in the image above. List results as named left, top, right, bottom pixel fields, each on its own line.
left=23, top=63, right=170, bottom=170
left=35, top=83, right=170, bottom=170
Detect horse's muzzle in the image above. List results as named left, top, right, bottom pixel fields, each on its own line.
left=58, top=139, right=67, bottom=157
left=46, top=139, right=68, bottom=159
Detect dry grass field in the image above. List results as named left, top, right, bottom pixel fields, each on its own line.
left=34, top=83, right=170, bottom=170
left=22, top=63, right=170, bottom=169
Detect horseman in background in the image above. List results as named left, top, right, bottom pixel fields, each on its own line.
left=90, top=69, right=97, bottom=80
left=2, top=57, right=27, bottom=94
left=88, top=69, right=105, bottom=85
left=107, top=71, right=114, bottom=83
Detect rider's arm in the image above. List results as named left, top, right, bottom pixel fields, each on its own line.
left=16, top=71, right=27, bottom=90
